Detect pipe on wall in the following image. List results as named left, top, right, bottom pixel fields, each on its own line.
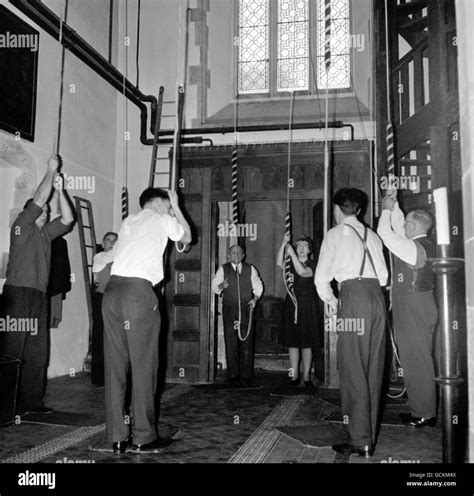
left=9, top=0, right=157, bottom=145
left=148, top=121, right=355, bottom=146
left=10, top=0, right=356, bottom=148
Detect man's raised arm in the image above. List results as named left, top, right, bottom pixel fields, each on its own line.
left=168, top=190, right=192, bottom=245
left=33, top=155, right=60, bottom=208
left=54, top=174, right=74, bottom=226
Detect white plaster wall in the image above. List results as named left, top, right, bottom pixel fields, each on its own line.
left=0, top=0, right=118, bottom=377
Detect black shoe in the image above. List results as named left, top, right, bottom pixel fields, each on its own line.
left=128, top=437, right=175, bottom=454
left=304, top=381, right=315, bottom=389
left=112, top=440, right=129, bottom=454
left=288, top=378, right=300, bottom=387
left=332, top=443, right=374, bottom=458
left=22, top=406, right=54, bottom=415
left=241, top=378, right=253, bottom=387
left=400, top=414, right=436, bottom=428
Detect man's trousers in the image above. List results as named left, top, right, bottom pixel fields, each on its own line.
left=223, top=303, right=255, bottom=380
left=337, top=278, right=386, bottom=447
left=102, top=276, right=160, bottom=445
left=392, top=291, right=437, bottom=418
left=1, top=285, right=48, bottom=411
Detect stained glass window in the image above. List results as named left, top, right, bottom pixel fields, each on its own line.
left=277, top=0, right=309, bottom=92
left=316, top=0, right=351, bottom=89
left=237, top=0, right=269, bottom=94
left=237, top=0, right=351, bottom=95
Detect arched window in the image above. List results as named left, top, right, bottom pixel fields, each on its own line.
left=237, top=0, right=351, bottom=95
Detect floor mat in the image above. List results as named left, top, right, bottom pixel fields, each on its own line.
left=20, top=411, right=100, bottom=427
left=318, top=389, right=408, bottom=408
left=277, top=424, right=349, bottom=447
left=324, top=408, right=408, bottom=427
left=270, top=385, right=317, bottom=397
left=192, top=383, right=263, bottom=392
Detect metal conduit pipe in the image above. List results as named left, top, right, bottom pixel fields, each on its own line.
left=9, top=0, right=157, bottom=145
left=10, top=0, right=356, bottom=147
left=146, top=121, right=355, bottom=146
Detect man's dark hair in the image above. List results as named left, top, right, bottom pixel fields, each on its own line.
left=294, top=235, right=313, bottom=251
left=103, top=231, right=118, bottom=240
left=333, top=188, right=368, bottom=216
left=139, top=187, right=169, bottom=208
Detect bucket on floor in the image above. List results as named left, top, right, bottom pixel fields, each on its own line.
left=0, top=354, right=21, bottom=427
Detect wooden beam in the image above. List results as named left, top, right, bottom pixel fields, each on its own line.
left=395, top=103, right=432, bottom=158
left=396, top=1, right=427, bottom=16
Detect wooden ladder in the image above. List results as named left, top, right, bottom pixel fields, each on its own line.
left=74, top=196, right=97, bottom=370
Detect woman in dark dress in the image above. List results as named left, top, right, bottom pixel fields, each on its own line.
left=277, top=234, right=320, bottom=387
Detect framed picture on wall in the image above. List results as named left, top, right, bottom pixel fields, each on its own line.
left=0, top=5, right=39, bottom=142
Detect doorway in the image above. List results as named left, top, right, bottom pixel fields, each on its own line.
left=211, top=198, right=325, bottom=382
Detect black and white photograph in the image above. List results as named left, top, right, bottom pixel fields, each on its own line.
left=0, top=0, right=473, bottom=492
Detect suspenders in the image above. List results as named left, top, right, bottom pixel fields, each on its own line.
left=346, top=224, right=378, bottom=279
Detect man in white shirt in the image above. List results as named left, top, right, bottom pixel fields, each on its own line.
left=102, top=188, right=191, bottom=454
left=377, top=192, right=437, bottom=428
left=211, top=245, right=263, bottom=386
left=315, top=188, right=388, bottom=457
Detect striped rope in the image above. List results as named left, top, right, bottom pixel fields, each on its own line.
left=284, top=213, right=298, bottom=324
left=324, top=0, right=331, bottom=71
left=386, top=120, right=395, bottom=188
left=121, top=186, right=129, bottom=220
left=231, top=145, right=239, bottom=225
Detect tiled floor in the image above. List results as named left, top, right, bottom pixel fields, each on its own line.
left=0, top=370, right=447, bottom=464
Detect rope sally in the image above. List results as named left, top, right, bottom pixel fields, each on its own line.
left=284, top=92, right=298, bottom=325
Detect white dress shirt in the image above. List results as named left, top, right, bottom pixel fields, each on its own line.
left=377, top=202, right=426, bottom=266
left=111, top=208, right=185, bottom=286
left=314, top=216, right=388, bottom=305
left=93, top=249, right=115, bottom=293
left=211, top=262, right=263, bottom=298
left=92, top=249, right=115, bottom=274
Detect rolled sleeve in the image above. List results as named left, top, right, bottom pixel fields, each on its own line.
left=211, top=266, right=224, bottom=295
left=314, top=233, right=337, bottom=305
left=377, top=210, right=417, bottom=266
left=250, top=266, right=263, bottom=298
left=164, top=215, right=185, bottom=242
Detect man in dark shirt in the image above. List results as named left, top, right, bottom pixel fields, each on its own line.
left=1, top=155, right=74, bottom=413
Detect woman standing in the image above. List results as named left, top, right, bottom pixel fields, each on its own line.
left=277, top=234, right=320, bottom=388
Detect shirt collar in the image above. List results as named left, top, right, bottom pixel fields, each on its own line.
left=341, top=215, right=361, bottom=227
left=412, top=234, right=427, bottom=240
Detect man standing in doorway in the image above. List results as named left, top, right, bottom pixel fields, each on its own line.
left=377, top=191, right=438, bottom=428
left=315, top=188, right=388, bottom=457
left=1, top=155, right=74, bottom=413
left=212, top=245, right=263, bottom=386
left=102, top=188, right=191, bottom=454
